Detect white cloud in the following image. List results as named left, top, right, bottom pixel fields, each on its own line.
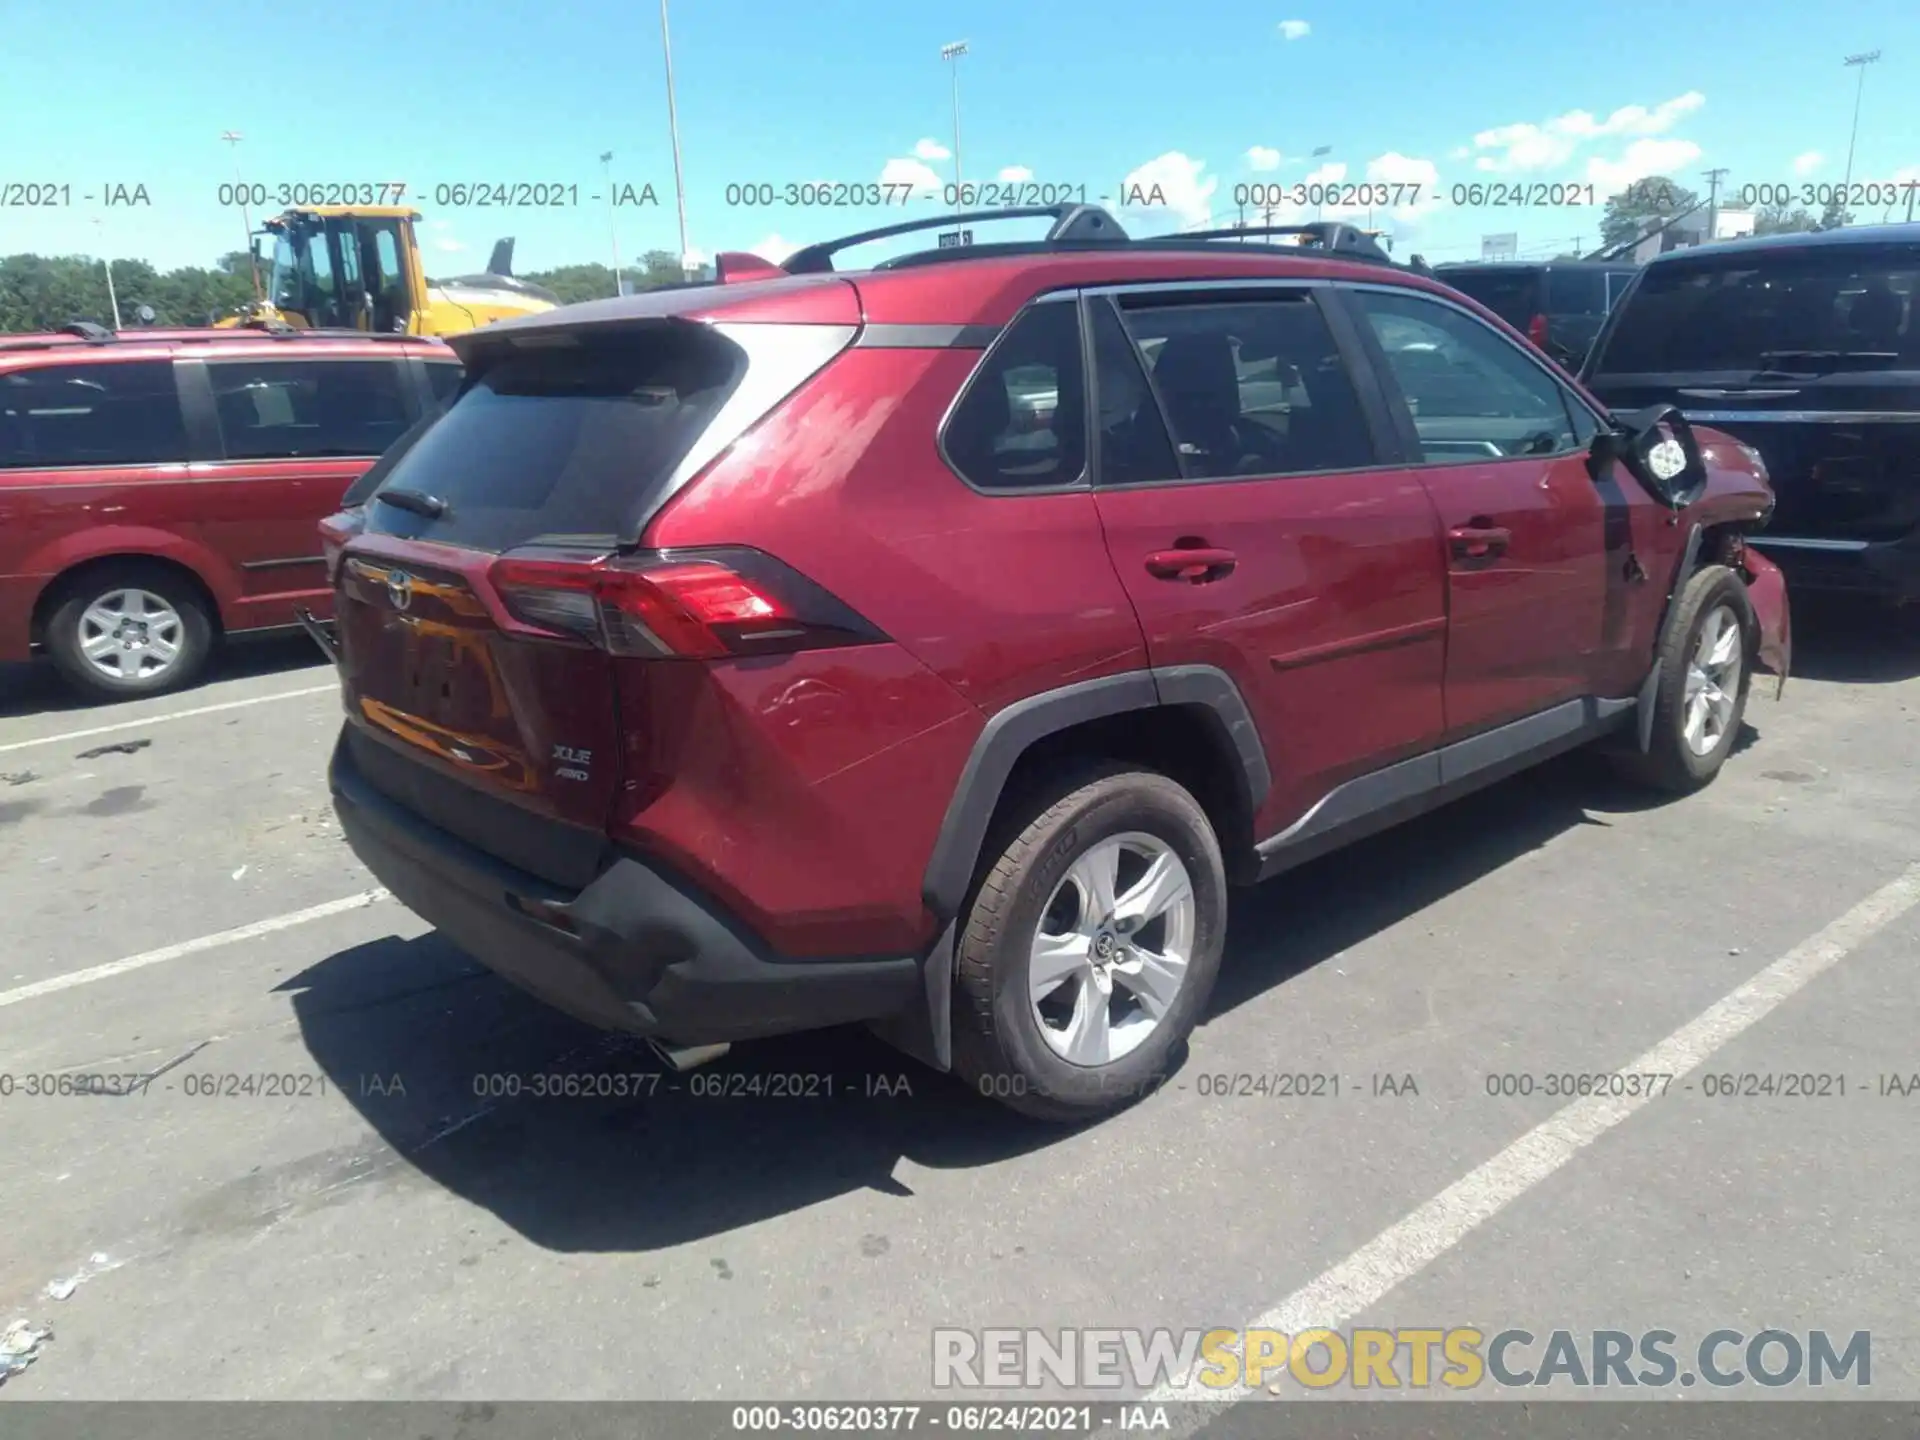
left=1469, top=91, right=1705, bottom=173
left=1246, top=146, right=1282, bottom=171
left=1119, top=151, right=1218, bottom=229
left=1584, top=137, right=1703, bottom=194
left=1277, top=19, right=1311, bottom=40
left=998, top=165, right=1034, bottom=182
left=879, top=157, right=945, bottom=199
left=913, top=137, right=952, bottom=163
left=1792, top=150, right=1824, bottom=177
left=433, top=236, right=466, bottom=253
left=1303, top=161, right=1346, bottom=186
left=1365, top=151, right=1441, bottom=222
left=1449, top=145, right=1472, bottom=161
left=749, top=233, right=797, bottom=265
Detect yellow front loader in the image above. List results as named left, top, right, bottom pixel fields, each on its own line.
left=219, top=206, right=559, bottom=335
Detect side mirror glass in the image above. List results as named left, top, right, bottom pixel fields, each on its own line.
left=1589, top=403, right=1708, bottom=508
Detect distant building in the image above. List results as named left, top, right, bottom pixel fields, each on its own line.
left=1712, top=207, right=1757, bottom=240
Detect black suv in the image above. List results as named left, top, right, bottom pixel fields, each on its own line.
left=1437, top=261, right=1638, bottom=371
left=1582, top=225, right=1920, bottom=603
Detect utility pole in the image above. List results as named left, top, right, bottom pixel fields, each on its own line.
left=601, top=151, right=623, bottom=296
left=659, top=0, right=692, bottom=279
left=941, top=42, right=969, bottom=200
left=222, top=130, right=263, bottom=302
left=1702, top=166, right=1729, bottom=242
left=1841, top=50, right=1882, bottom=191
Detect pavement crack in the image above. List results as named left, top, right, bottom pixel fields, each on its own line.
left=131, top=1038, right=216, bottom=1093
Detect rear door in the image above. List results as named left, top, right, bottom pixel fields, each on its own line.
left=1346, top=284, right=1609, bottom=737
left=1584, top=239, right=1920, bottom=553
left=1086, top=285, right=1448, bottom=839
left=184, top=352, right=415, bottom=627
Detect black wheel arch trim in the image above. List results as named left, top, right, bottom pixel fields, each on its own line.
left=1636, top=522, right=1704, bottom=754
left=919, top=666, right=1270, bottom=923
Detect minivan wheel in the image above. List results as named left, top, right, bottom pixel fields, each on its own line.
left=1613, top=564, right=1754, bottom=794
left=45, top=564, right=215, bottom=701
left=951, top=766, right=1227, bottom=1122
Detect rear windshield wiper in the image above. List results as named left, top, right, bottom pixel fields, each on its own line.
left=375, top=486, right=450, bottom=519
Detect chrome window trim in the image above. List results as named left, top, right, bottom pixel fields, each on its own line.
left=1681, top=409, right=1920, bottom=425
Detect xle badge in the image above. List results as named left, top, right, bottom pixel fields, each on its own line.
left=553, top=744, right=593, bottom=783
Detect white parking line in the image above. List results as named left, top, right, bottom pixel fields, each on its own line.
left=1146, top=859, right=1920, bottom=1407
left=0, top=889, right=390, bottom=1009
left=0, top=683, right=339, bottom=755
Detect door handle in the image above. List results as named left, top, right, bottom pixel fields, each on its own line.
left=1145, top=547, right=1238, bottom=582
left=1448, top=525, right=1511, bottom=561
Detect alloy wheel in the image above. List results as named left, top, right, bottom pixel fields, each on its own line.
left=1027, top=831, right=1196, bottom=1066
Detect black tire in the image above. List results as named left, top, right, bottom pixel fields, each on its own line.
left=44, top=562, right=216, bottom=702
left=951, top=765, right=1228, bottom=1122
left=1612, top=563, right=1754, bottom=794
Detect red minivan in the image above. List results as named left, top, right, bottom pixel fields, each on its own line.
left=0, top=324, right=462, bottom=700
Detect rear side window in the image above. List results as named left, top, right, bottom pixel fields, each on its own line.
left=0, top=361, right=186, bottom=470
left=1592, top=242, right=1920, bottom=376
left=944, top=301, right=1087, bottom=490
left=1116, top=294, right=1376, bottom=479
left=363, top=325, right=747, bottom=551
left=209, top=359, right=410, bottom=460
left=1606, top=271, right=1638, bottom=310
left=1437, top=269, right=1541, bottom=329
left=1545, top=268, right=1606, bottom=315
left=425, top=361, right=463, bottom=404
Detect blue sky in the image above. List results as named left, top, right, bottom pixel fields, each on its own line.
left=2, top=0, right=1917, bottom=275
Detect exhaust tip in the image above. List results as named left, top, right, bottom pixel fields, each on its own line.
left=648, top=1039, right=731, bottom=1072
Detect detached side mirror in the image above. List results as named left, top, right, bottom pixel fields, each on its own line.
left=1588, top=403, right=1708, bottom=509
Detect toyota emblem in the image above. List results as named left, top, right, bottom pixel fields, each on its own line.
left=386, top=570, right=413, bottom=611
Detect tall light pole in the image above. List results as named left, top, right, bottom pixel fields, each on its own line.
left=1310, top=144, right=1332, bottom=221
left=1840, top=49, right=1882, bottom=191
left=659, top=0, right=692, bottom=279
left=601, top=151, right=624, bottom=296
left=222, top=130, right=264, bottom=302
left=92, top=218, right=122, bottom=329
left=941, top=41, right=968, bottom=200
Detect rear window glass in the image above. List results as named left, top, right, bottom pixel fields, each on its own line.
left=361, top=326, right=746, bottom=551
left=0, top=360, right=186, bottom=470
left=1437, top=269, right=1541, bottom=328
left=1544, top=268, right=1606, bottom=315
left=1591, top=242, right=1920, bottom=376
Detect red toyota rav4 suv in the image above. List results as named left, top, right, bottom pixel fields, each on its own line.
left=0, top=324, right=461, bottom=699
left=321, top=211, right=1791, bottom=1121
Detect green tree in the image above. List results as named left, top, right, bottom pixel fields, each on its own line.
left=1599, top=176, right=1702, bottom=251
left=1818, top=197, right=1854, bottom=231
left=1753, top=200, right=1820, bottom=236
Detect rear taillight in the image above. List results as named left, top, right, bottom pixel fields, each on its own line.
left=489, top=547, right=883, bottom=659
left=1526, top=313, right=1549, bottom=348
left=319, top=510, right=365, bottom=583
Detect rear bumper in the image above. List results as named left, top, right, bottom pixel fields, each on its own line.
left=1749, top=531, right=1920, bottom=603
left=329, top=732, right=922, bottom=1045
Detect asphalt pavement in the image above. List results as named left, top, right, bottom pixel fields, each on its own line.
left=0, top=605, right=1916, bottom=1407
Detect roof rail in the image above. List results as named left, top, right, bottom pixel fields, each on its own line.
left=773, top=209, right=1436, bottom=280
left=60, top=321, right=115, bottom=342
left=784, top=204, right=1129, bottom=273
